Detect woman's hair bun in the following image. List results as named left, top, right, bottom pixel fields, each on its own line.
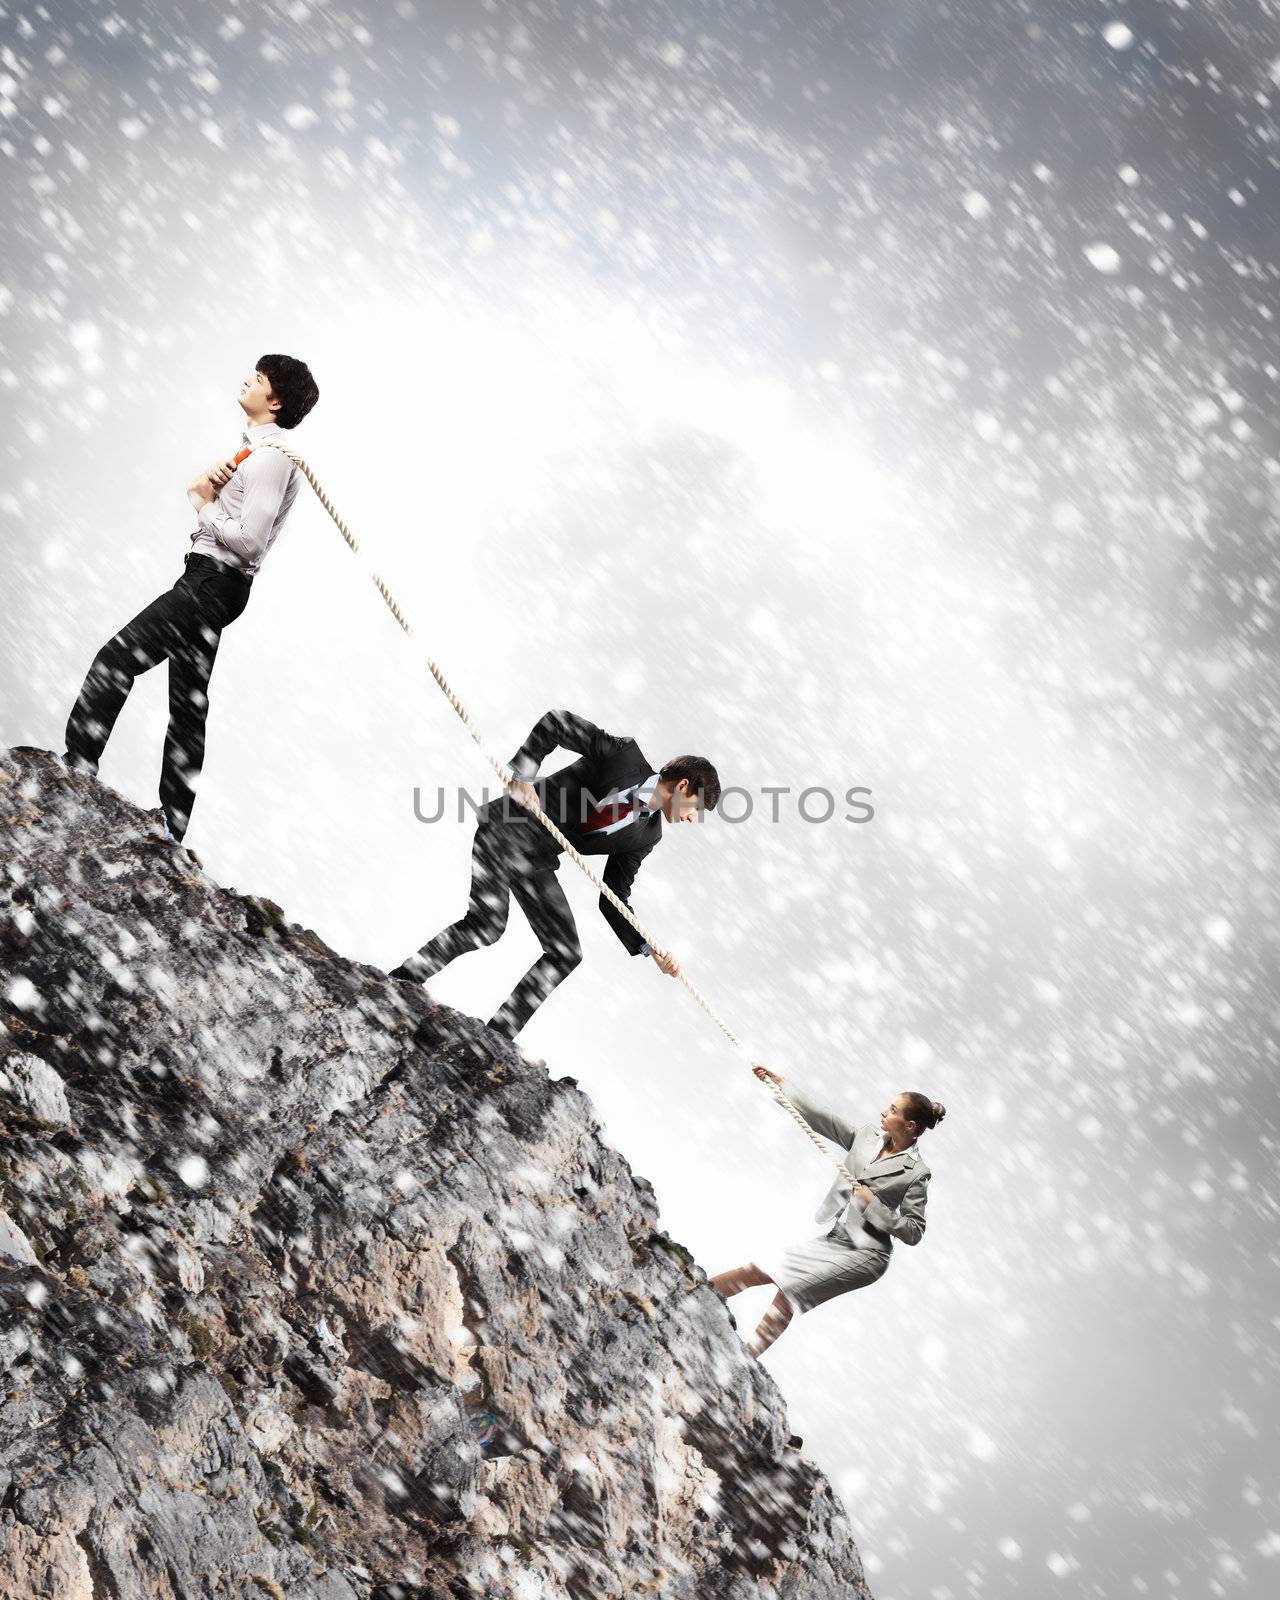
left=902, top=1090, right=944, bottom=1131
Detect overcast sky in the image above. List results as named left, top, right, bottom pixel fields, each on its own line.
left=2, top=2, right=1277, bottom=1596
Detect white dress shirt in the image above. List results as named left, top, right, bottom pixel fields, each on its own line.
left=189, top=421, right=300, bottom=575
left=586, top=772, right=662, bottom=836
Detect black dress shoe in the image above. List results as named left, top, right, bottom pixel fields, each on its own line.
left=387, top=965, right=419, bottom=982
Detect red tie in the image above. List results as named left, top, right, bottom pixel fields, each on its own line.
left=582, top=801, right=636, bottom=833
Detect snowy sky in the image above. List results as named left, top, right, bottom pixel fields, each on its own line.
left=2, top=1, right=1278, bottom=1596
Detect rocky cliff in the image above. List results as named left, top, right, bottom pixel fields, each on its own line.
left=0, top=749, right=870, bottom=1600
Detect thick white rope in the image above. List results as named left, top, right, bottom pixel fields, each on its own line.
left=257, top=441, right=858, bottom=1189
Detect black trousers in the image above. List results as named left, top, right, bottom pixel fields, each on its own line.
left=403, top=821, right=583, bottom=1037
left=64, top=554, right=252, bottom=841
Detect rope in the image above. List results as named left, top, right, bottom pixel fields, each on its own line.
left=255, top=440, right=858, bottom=1190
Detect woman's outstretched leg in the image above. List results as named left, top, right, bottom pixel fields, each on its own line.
left=747, top=1290, right=794, bottom=1358
left=711, top=1262, right=772, bottom=1299
left=712, top=1263, right=794, bottom=1357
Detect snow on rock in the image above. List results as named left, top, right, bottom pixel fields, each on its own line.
left=0, top=1050, right=71, bottom=1124
left=0, top=1207, right=38, bottom=1264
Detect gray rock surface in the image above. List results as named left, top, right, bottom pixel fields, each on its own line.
left=0, top=748, right=871, bottom=1600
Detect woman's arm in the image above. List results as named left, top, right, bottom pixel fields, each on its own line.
left=755, top=1069, right=859, bottom=1147
left=864, top=1170, right=930, bottom=1246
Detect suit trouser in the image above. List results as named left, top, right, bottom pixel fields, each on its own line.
left=404, top=822, right=583, bottom=1036
left=64, top=554, right=252, bottom=841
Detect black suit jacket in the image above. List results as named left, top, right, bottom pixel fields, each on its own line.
left=480, top=709, right=662, bottom=957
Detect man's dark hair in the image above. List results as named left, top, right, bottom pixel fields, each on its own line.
left=256, top=352, right=319, bottom=430
left=659, top=755, right=721, bottom=811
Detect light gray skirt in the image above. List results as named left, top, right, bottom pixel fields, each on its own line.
left=763, top=1227, right=891, bottom=1316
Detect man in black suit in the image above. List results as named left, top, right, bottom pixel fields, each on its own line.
left=390, top=709, right=721, bottom=1038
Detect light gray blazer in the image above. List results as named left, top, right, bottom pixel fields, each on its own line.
left=785, top=1081, right=932, bottom=1248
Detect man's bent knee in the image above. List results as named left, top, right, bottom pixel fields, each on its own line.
left=469, top=913, right=508, bottom=947
left=555, top=942, right=583, bottom=977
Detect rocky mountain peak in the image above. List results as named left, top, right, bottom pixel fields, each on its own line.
left=0, top=748, right=868, bottom=1599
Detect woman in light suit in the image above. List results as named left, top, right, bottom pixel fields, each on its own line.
left=713, top=1066, right=946, bottom=1357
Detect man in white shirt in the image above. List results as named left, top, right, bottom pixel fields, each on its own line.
left=64, top=354, right=319, bottom=841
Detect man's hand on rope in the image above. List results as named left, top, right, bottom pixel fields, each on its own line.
left=753, top=1064, right=786, bottom=1087
left=509, top=780, right=540, bottom=812
left=651, top=948, right=681, bottom=978
left=184, top=473, right=216, bottom=511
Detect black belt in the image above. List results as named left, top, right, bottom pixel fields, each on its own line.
left=185, top=552, right=251, bottom=583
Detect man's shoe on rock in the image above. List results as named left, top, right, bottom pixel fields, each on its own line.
left=141, top=809, right=203, bottom=868
left=143, top=807, right=178, bottom=843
